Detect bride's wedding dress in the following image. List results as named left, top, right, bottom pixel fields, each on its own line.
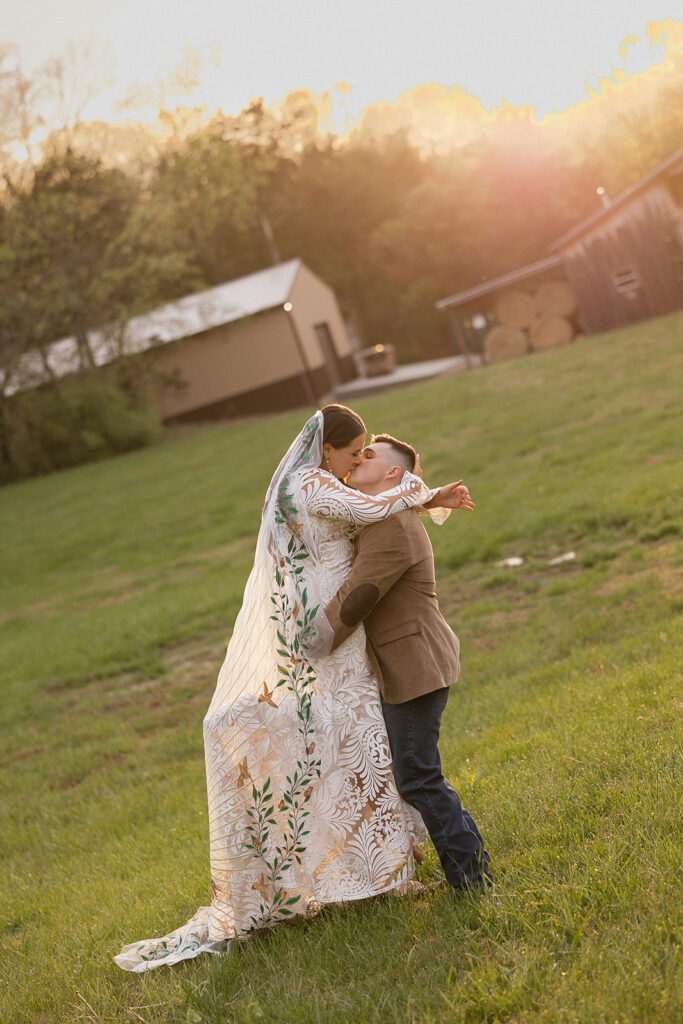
left=115, top=415, right=445, bottom=971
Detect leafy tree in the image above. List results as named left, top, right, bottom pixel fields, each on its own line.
left=264, top=135, right=426, bottom=346
left=0, top=150, right=188, bottom=477
left=145, top=125, right=274, bottom=290
left=0, top=150, right=187, bottom=375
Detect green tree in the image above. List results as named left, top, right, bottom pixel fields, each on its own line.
left=0, top=150, right=188, bottom=478
left=146, top=125, right=274, bottom=290
left=264, top=135, right=426, bottom=349
left=0, top=150, right=187, bottom=377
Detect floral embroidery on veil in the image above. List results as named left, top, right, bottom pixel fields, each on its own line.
left=243, top=531, right=322, bottom=928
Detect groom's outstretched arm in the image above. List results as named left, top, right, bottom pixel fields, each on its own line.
left=322, top=515, right=414, bottom=652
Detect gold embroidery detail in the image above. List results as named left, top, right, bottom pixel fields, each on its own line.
left=237, top=757, right=250, bottom=788
left=257, top=682, right=278, bottom=708
left=252, top=874, right=269, bottom=899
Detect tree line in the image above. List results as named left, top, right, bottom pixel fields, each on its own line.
left=0, top=25, right=681, bottom=480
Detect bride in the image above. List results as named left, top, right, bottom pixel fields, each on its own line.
left=116, top=404, right=464, bottom=971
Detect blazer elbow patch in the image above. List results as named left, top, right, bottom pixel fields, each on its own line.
left=340, top=584, right=380, bottom=626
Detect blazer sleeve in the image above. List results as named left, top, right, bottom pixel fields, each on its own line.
left=323, top=516, right=413, bottom=651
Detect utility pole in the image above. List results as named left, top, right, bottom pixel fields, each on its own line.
left=259, top=211, right=281, bottom=265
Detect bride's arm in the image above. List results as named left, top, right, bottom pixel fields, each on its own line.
left=299, top=468, right=447, bottom=526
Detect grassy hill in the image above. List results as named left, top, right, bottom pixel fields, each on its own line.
left=1, top=313, right=681, bottom=1024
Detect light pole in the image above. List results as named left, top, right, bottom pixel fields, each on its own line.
left=284, top=302, right=316, bottom=407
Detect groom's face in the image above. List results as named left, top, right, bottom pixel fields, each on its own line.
left=346, top=443, right=398, bottom=493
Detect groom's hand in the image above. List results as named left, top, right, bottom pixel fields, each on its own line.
left=427, top=480, right=475, bottom=510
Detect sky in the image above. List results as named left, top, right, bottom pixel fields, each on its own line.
left=3, top=0, right=681, bottom=128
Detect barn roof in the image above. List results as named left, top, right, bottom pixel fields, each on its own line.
left=118, top=258, right=302, bottom=348
left=8, top=259, right=303, bottom=394
left=435, top=255, right=563, bottom=312
left=550, top=146, right=683, bottom=251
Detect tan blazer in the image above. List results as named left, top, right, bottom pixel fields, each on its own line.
left=324, top=509, right=460, bottom=704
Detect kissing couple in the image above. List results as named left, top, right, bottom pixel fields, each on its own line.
left=116, top=403, right=491, bottom=971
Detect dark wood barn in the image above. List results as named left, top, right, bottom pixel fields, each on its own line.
left=550, top=147, right=683, bottom=334
left=434, top=255, right=578, bottom=363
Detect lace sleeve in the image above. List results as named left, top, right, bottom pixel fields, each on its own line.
left=299, top=469, right=442, bottom=525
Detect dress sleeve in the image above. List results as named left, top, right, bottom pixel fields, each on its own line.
left=299, top=469, right=447, bottom=526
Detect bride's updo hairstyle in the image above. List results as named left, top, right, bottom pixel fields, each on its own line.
left=321, top=404, right=366, bottom=448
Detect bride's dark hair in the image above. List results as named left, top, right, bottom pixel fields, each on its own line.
left=321, top=404, right=366, bottom=448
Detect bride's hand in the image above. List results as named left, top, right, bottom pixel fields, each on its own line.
left=433, top=480, right=475, bottom=510
left=413, top=453, right=423, bottom=478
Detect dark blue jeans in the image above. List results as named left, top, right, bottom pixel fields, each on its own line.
left=381, top=687, right=492, bottom=889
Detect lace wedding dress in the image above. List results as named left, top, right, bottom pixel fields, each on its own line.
left=115, top=415, right=445, bottom=972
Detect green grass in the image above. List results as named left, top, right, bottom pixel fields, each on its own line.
left=1, top=313, right=682, bottom=1024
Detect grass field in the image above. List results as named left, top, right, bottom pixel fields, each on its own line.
left=1, top=313, right=681, bottom=1024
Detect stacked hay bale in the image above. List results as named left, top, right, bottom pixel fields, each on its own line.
left=484, top=279, right=577, bottom=363
left=531, top=281, right=577, bottom=350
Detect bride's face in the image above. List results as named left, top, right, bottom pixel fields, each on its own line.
left=322, top=433, right=365, bottom=481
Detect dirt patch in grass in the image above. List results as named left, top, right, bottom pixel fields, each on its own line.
left=3, top=540, right=251, bottom=627
left=74, top=581, right=161, bottom=613
left=655, top=560, right=683, bottom=600
left=59, top=631, right=221, bottom=714
left=0, top=745, right=45, bottom=766
left=595, top=541, right=681, bottom=599
left=468, top=607, right=531, bottom=653
left=0, top=596, right=66, bottom=626
left=595, top=566, right=653, bottom=597
left=158, top=629, right=228, bottom=671
left=72, top=541, right=250, bottom=612
left=57, top=774, right=85, bottom=791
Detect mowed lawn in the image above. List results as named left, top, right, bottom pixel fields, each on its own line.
left=1, top=313, right=681, bottom=1024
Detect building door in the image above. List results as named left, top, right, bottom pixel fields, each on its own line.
left=314, top=322, right=341, bottom=388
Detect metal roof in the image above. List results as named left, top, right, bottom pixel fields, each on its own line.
left=8, top=259, right=302, bottom=394
left=119, top=258, right=302, bottom=347
left=435, top=255, right=563, bottom=311
left=550, top=146, right=683, bottom=251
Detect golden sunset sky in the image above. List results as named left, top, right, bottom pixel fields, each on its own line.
left=4, top=0, right=681, bottom=129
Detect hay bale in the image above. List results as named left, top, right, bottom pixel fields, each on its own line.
left=493, top=289, right=536, bottom=328
left=534, top=280, right=577, bottom=318
left=529, top=316, right=573, bottom=351
left=484, top=326, right=529, bottom=363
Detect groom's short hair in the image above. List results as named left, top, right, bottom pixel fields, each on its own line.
left=371, top=433, right=417, bottom=476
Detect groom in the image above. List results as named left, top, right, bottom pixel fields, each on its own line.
left=322, top=434, right=492, bottom=891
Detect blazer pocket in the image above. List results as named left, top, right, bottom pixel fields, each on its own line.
left=374, top=620, right=420, bottom=645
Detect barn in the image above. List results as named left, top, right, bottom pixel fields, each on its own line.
left=435, top=146, right=683, bottom=360
left=10, top=260, right=357, bottom=421
left=550, top=147, right=683, bottom=334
